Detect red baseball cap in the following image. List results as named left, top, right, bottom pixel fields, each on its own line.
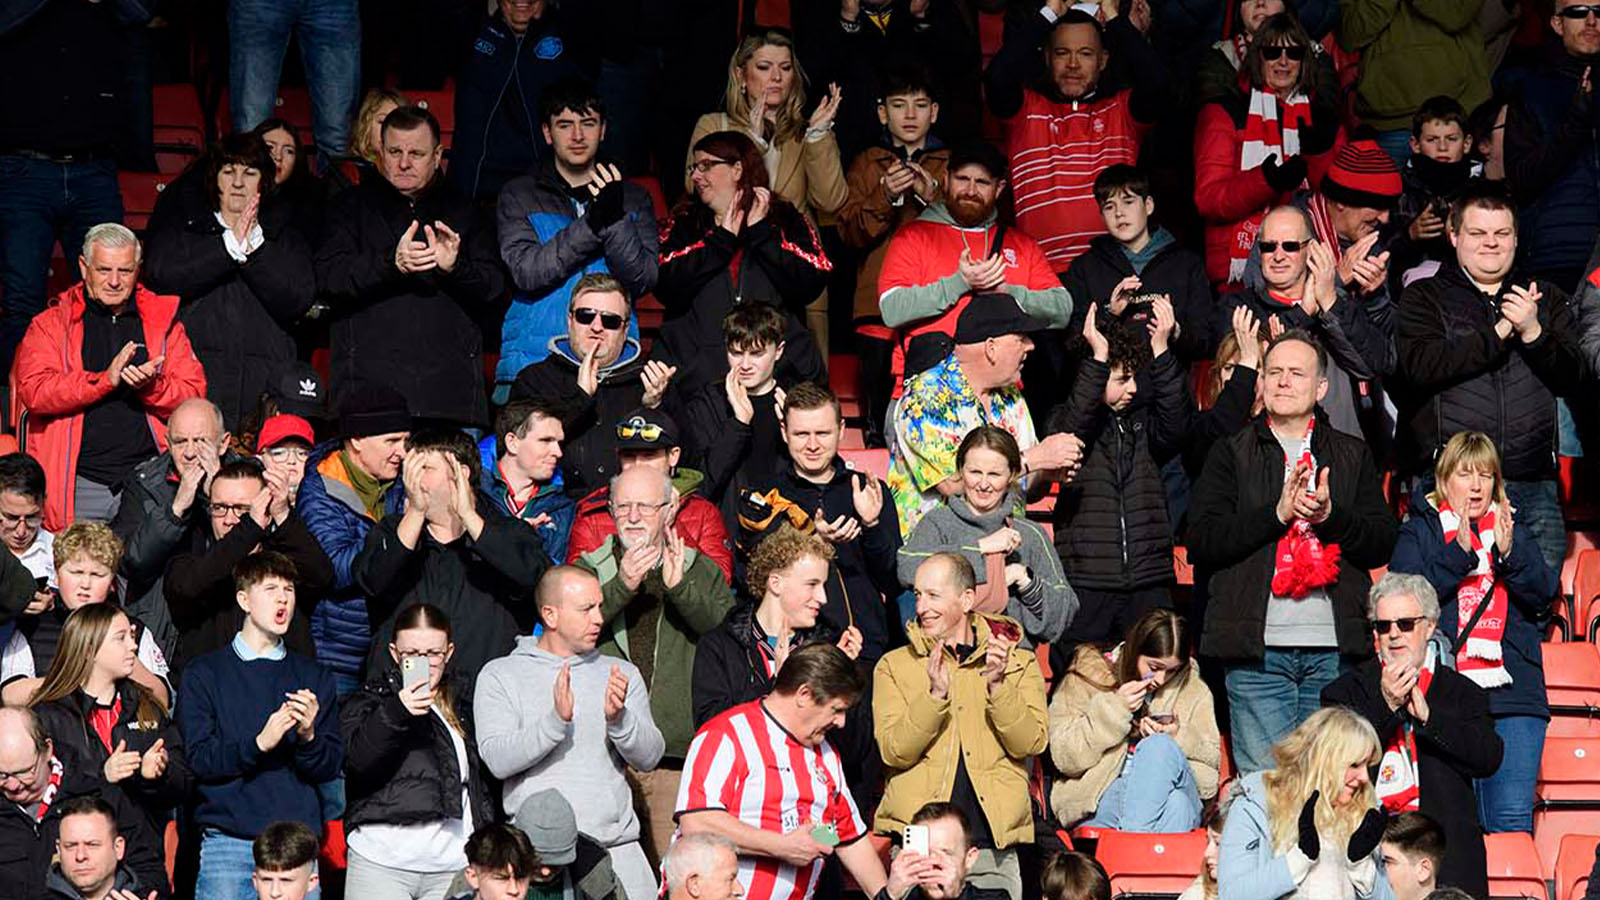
left=257, top=414, right=315, bottom=453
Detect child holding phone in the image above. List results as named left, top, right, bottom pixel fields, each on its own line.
left=1048, top=609, right=1219, bottom=833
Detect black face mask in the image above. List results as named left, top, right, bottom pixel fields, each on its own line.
left=1409, top=152, right=1473, bottom=194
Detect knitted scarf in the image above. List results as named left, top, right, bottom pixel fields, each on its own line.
left=1375, top=643, right=1437, bottom=813
left=1270, top=416, right=1341, bottom=597
left=1229, top=87, right=1313, bottom=281
left=1438, top=501, right=1512, bottom=689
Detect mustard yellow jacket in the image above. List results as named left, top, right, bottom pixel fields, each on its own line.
left=872, top=613, right=1048, bottom=848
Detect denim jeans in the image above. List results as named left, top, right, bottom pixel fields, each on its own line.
left=1373, top=128, right=1414, bottom=166
left=1082, top=734, right=1203, bottom=832
left=0, top=155, right=123, bottom=370
left=228, top=0, right=360, bottom=164
left=199, top=829, right=322, bottom=900
left=1225, top=648, right=1345, bottom=774
left=1477, top=715, right=1547, bottom=833
left=1504, top=479, right=1565, bottom=576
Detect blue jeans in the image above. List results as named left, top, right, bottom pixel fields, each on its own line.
left=1477, top=715, right=1547, bottom=833
left=1504, top=479, right=1565, bottom=576
left=1225, top=648, right=1345, bottom=774
left=199, top=829, right=322, bottom=900
left=1374, top=128, right=1414, bottom=166
left=1081, top=734, right=1202, bottom=832
left=0, top=155, right=122, bottom=371
left=228, top=0, right=360, bottom=164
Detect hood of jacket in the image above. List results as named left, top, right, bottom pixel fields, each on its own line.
left=918, top=201, right=997, bottom=231
left=507, top=635, right=609, bottom=669
left=548, top=335, right=644, bottom=376
left=904, top=610, right=1014, bottom=660
left=45, top=863, right=144, bottom=900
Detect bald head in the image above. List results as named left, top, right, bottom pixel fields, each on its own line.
left=536, top=565, right=605, bottom=654
left=0, top=706, right=50, bottom=805
left=168, top=398, right=226, bottom=471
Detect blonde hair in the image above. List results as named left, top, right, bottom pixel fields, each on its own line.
left=53, top=522, right=123, bottom=571
left=723, top=31, right=810, bottom=146
left=29, top=605, right=165, bottom=725
left=1262, top=707, right=1381, bottom=854
left=1426, top=431, right=1507, bottom=510
left=353, top=88, right=408, bottom=163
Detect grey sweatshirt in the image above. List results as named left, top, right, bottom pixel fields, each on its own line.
left=474, top=638, right=665, bottom=847
left=897, top=489, right=1077, bottom=646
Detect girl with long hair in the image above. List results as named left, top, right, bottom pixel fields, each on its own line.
left=1218, top=706, right=1393, bottom=899
left=1048, top=609, right=1220, bottom=833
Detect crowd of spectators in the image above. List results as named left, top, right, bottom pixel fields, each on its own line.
left=7, top=0, right=1600, bottom=899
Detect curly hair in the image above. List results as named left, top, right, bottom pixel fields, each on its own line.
left=53, top=522, right=124, bottom=572
left=745, top=525, right=834, bottom=599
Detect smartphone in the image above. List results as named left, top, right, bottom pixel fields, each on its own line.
left=812, top=823, right=840, bottom=847
left=33, top=576, right=48, bottom=592
left=401, top=656, right=429, bottom=690
left=902, top=824, right=929, bottom=856
left=128, top=343, right=150, bottom=368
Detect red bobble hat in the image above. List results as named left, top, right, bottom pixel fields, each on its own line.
left=1319, top=140, right=1402, bottom=210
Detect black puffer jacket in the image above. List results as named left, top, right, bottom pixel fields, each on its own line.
left=1046, top=351, right=1189, bottom=591
left=1186, top=410, right=1398, bottom=661
left=1061, top=231, right=1214, bottom=362
left=340, top=669, right=495, bottom=831
left=316, top=175, right=507, bottom=426
left=143, top=188, right=314, bottom=429
left=653, top=202, right=829, bottom=398
left=1396, top=264, right=1587, bottom=481
left=34, top=681, right=193, bottom=840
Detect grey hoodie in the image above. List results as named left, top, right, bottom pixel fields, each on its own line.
left=474, top=637, right=665, bottom=848
left=897, top=488, right=1077, bottom=646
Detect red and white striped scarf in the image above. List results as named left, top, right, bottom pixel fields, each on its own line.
left=1228, top=88, right=1312, bottom=282
left=1270, top=416, right=1341, bottom=597
left=1375, top=644, right=1437, bottom=813
left=1438, top=500, right=1512, bottom=688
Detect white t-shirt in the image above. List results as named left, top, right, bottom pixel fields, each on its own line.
left=347, top=705, right=474, bottom=872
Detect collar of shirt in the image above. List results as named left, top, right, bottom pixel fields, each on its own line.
left=15, top=529, right=54, bottom=583
left=232, top=632, right=287, bottom=662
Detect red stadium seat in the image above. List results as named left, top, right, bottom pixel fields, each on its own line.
left=1535, top=736, right=1600, bottom=879
left=979, top=11, right=1005, bottom=61
left=1096, top=829, right=1207, bottom=899
left=152, top=83, right=206, bottom=173
left=1576, top=549, right=1600, bottom=641
left=839, top=448, right=889, bottom=483
left=1555, top=833, right=1600, bottom=900
left=829, top=353, right=862, bottom=419
left=1545, top=643, right=1600, bottom=738
left=1486, top=832, right=1548, bottom=898
left=408, top=82, right=456, bottom=150
left=119, top=172, right=176, bottom=233
left=753, top=0, right=791, bottom=27
left=1173, top=545, right=1193, bottom=587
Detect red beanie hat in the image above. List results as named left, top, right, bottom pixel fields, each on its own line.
left=1320, top=140, right=1402, bottom=209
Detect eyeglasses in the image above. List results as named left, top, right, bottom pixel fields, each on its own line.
left=0, top=511, right=42, bottom=529
left=1258, top=45, right=1308, bottom=61
left=1558, top=4, right=1600, bottom=18
left=263, top=447, right=309, bottom=463
left=0, top=755, right=41, bottom=786
left=571, top=307, right=625, bottom=331
left=610, top=500, right=670, bottom=517
left=208, top=502, right=253, bottom=519
left=396, top=648, right=448, bottom=660
left=617, top=422, right=663, bottom=442
left=687, top=159, right=734, bottom=176
left=1371, top=617, right=1426, bottom=635
left=1259, top=240, right=1308, bottom=254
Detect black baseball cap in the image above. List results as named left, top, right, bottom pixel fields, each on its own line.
left=954, top=294, right=1050, bottom=344
left=615, top=408, right=680, bottom=451
left=947, top=141, right=1008, bottom=181
left=269, top=361, right=327, bottom=419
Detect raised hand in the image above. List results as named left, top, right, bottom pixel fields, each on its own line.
left=577, top=344, right=602, bottom=396
left=248, top=481, right=274, bottom=529
left=139, top=738, right=168, bottom=780
left=661, top=526, right=687, bottom=589
left=1267, top=313, right=1286, bottom=341
left=587, top=162, right=622, bottom=197
left=395, top=220, right=436, bottom=273
left=725, top=369, right=754, bottom=424
left=554, top=662, right=574, bottom=722
left=619, top=539, right=662, bottom=592
left=983, top=628, right=1014, bottom=691
left=808, top=83, right=844, bottom=132
left=1298, top=790, right=1321, bottom=859
left=837, top=626, right=862, bottom=660
left=262, top=465, right=293, bottom=525
left=851, top=473, right=883, bottom=527
left=721, top=190, right=747, bottom=236
left=603, top=664, right=630, bottom=723
left=1083, top=302, right=1110, bottom=362
left=814, top=509, right=863, bottom=544
left=747, top=187, right=771, bottom=227
left=883, top=161, right=918, bottom=200
left=1232, top=306, right=1263, bottom=369
left=958, top=248, right=1006, bottom=291
left=106, top=341, right=139, bottom=388
left=1336, top=231, right=1380, bottom=288
left=255, top=705, right=298, bottom=752
left=119, top=353, right=164, bottom=392
left=1305, top=240, right=1338, bottom=313
left=398, top=676, right=434, bottom=716
left=1347, top=808, right=1387, bottom=862
left=976, top=525, right=1022, bottom=556
left=641, top=360, right=677, bottom=409
left=1409, top=207, right=1445, bottom=242
left=1502, top=283, right=1543, bottom=341
left=1108, top=275, right=1142, bottom=316
left=284, top=688, right=320, bottom=740
left=427, top=221, right=462, bottom=272
left=235, top=193, right=260, bottom=247
left=401, top=450, right=430, bottom=517
left=1276, top=460, right=1312, bottom=524
left=1496, top=500, right=1515, bottom=555
left=1380, top=655, right=1417, bottom=711
left=23, top=589, right=53, bottom=617
left=1026, top=432, right=1085, bottom=479
left=1147, top=294, right=1177, bottom=356
left=1115, top=678, right=1151, bottom=711
left=103, top=740, right=141, bottom=783
left=926, top=642, right=950, bottom=700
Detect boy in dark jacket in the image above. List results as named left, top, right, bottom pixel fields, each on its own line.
left=1063, top=165, right=1214, bottom=364
left=1046, top=300, right=1188, bottom=648
left=178, top=551, right=342, bottom=900
left=1393, top=96, right=1481, bottom=286
left=683, top=304, right=792, bottom=533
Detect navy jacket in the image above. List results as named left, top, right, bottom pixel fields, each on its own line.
left=1505, top=49, right=1600, bottom=287
left=477, top=433, right=577, bottom=562
left=1389, top=487, right=1560, bottom=719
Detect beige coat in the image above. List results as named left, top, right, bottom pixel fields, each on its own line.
left=687, top=112, right=849, bottom=221
left=873, top=613, right=1048, bottom=848
left=1047, top=645, right=1221, bottom=827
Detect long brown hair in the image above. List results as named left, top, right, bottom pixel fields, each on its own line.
left=29, top=604, right=164, bottom=728
left=722, top=30, right=811, bottom=145
left=392, top=604, right=464, bottom=736
left=1065, top=608, right=1190, bottom=692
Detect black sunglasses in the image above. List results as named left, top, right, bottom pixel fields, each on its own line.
left=571, top=307, right=625, bottom=330
left=1259, top=240, right=1307, bottom=254
left=1259, top=45, right=1308, bottom=61
left=1559, top=4, right=1600, bottom=18
left=1371, top=617, right=1426, bottom=635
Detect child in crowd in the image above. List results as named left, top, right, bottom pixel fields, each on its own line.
left=1, top=522, right=170, bottom=706
left=252, top=820, right=321, bottom=900
left=1395, top=96, right=1481, bottom=285
left=838, top=62, right=952, bottom=447
left=180, top=551, right=341, bottom=900
left=1063, top=165, right=1213, bottom=366
left=452, top=823, right=539, bottom=900
left=684, top=304, right=792, bottom=531
left=1045, top=301, right=1188, bottom=648
left=1178, top=801, right=1230, bottom=900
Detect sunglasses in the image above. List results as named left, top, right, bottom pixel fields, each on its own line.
left=617, top=422, right=663, bottom=441
left=1559, top=4, right=1600, bottom=18
left=572, top=307, right=625, bottom=330
left=1259, top=239, right=1307, bottom=253
left=1371, top=617, right=1426, bottom=635
left=1259, top=45, right=1308, bottom=61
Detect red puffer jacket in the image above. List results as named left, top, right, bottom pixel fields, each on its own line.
left=564, top=479, right=734, bottom=585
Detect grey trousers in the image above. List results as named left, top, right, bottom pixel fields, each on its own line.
left=73, top=476, right=121, bottom=523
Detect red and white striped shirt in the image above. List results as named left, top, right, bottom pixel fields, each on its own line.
left=675, top=700, right=866, bottom=900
